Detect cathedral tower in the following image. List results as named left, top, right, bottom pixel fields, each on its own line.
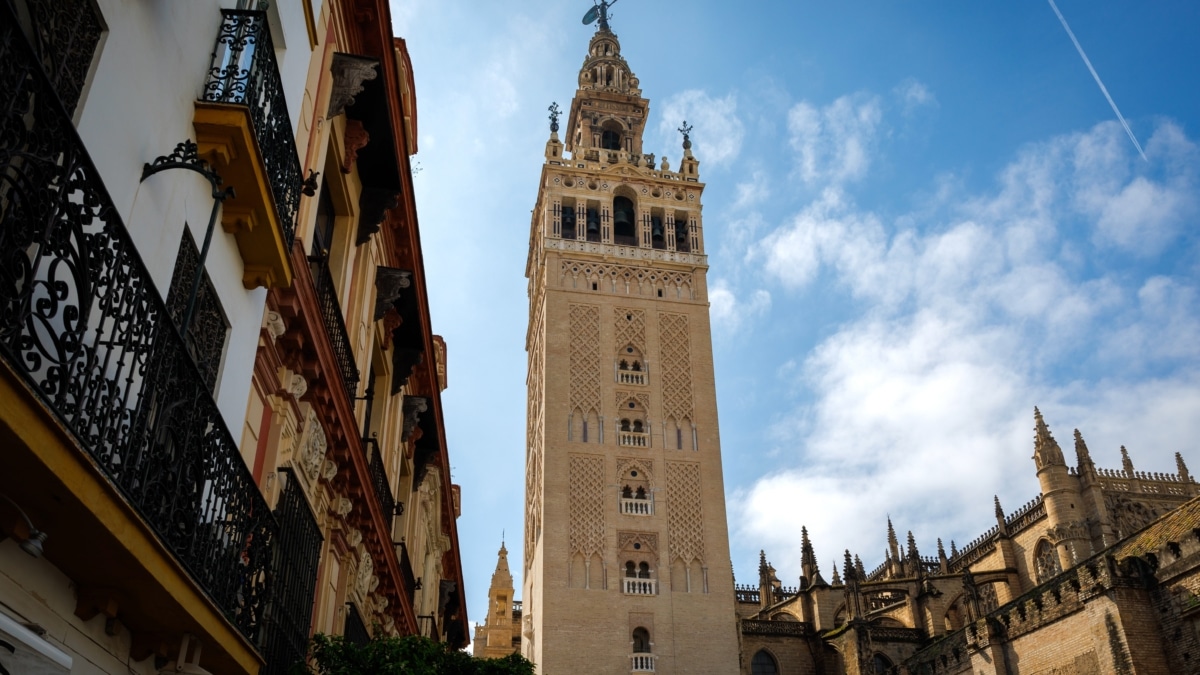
left=521, top=9, right=739, bottom=674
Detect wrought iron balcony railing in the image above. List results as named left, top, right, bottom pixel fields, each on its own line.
left=312, top=262, right=359, bottom=401
left=398, top=541, right=418, bottom=599
left=201, top=9, right=301, bottom=247
left=364, top=437, right=395, bottom=530
left=0, top=8, right=276, bottom=643
left=260, top=469, right=322, bottom=675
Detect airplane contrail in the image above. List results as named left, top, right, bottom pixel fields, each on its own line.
left=1047, top=0, right=1147, bottom=161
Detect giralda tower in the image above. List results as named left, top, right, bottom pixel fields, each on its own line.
left=521, top=5, right=739, bottom=673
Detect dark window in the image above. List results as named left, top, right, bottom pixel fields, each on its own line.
left=585, top=207, right=601, bottom=242
left=613, top=196, right=636, bottom=245
left=582, top=420, right=589, bottom=443
left=872, top=653, right=894, bottom=673
left=637, top=562, right=650, bottom=579
left=312, top=181, right=336, bottom=264
left=166, top=228, right=230, bottom=393
left=625, top=561, right=636, bottom=577
left=561, top=205, right=577, bottom=239
left=632, top=627, right=651, bottom=653
left=13, top=0, right=105, bottom=116
left=751, top=650, right=778, bottom=675
left=675, top=219, right=691, bottom=252
left=650, top=215, right=665, bottom=250
left=677, top=427, right=683, bottom=450
left=601, top=129, right=621, bottom=150
left=622, top=485, right=632, bottom=498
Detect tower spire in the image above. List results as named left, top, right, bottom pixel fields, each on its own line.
left=1033, top=407, right=1065, bottom=469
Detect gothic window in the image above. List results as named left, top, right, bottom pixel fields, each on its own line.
left=872, top=653, right=894, bottom=673
left=635, top=486, right=646, bottom=499
left=632, top=627, right=651, bottom=653
left=619, top=359, right=629, bottom=370
left=613, top=196, right=636, bottom=245
left=166, top=228, right=229, bottom=393
left=12, top=0, right=105, bottom=117
left=751, top=650, right=778, bottom=675
left=1034, top=539, right=1061, bottom=584
left=631, top=361, right=642, bottom=371
left=622, top=485, right=633, bottom=498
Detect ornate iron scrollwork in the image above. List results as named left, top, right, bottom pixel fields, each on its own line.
left=201, top=9, right=303, bottom=247
left=0, top=6, right=277, bottom=644
left=259, top=468, right=322, bottom=675
left=312, top=263, right=360, bottom=402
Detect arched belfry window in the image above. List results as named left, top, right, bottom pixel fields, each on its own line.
left=650, top=210, right=666, bottom=250
left=561, top=200, right=577, bottom=239
left=613, top=196, right=636, bottom=245
left=632, top=627, right=651, bottom=653
left=751, top=650, right=778, bottom=675
left=601, top=121, right=622, bottom=150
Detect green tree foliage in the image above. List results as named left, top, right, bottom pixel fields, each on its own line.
left=294, top=634, right=534, bottom=675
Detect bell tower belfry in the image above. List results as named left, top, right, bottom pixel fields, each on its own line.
left=521, top=9, right=739, bottom=674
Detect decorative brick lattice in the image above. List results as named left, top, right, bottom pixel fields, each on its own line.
left=561, top=260, right=693, bottom=297
left=666, top=461, right=704, bottom=564
left=614, top=307, right=646, bottom=353
left=569, top=455, right=606, bottom=557
left=525, top=296, right=546, bottom=571
left=569, top=304, right=602, bottom=416
left=659, top=313, right=693, bottom=423
left=615, top=390, right=651, bottom=411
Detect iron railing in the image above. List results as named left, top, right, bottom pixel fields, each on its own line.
left=201, top=9, right=301, bottom=247
left=0, top=6, right=276, bottom=643
left=260, top=469, right=323, bottom=675
left=344, top=603, right=370, bottom=646
left=364, top=437, right=395, bottom=530
left=7, top=0, right=103, bottom=116
left=312, top=262, right=359, bottom=402
left=398, top=542, right=418, bottom=599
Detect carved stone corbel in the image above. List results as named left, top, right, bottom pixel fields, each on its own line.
left=374, top=267, right=413, bottom=320
left=391, top=347, right=424, bottom=395
left=401, top=396, right=429, bottom=442
left=357, top=187, right=400, bottom=245
left=343, top=118, right=370, bottom=174
left=328, top=53, right=379, bottom=118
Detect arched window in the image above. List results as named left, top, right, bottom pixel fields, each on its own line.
left=638, top=562, right=651, bottom=579
left=620, top=419, right=631, bottom=432
left=621, top=485, right=632, bottom=498
left=619, top=359, right=629, bottom=370
left=602, top=128, right=622, bottom=150
left=632, top=627, right=651, bottom=653
left=625, top=561, right=636, bottom=578
left=613, top=196, right=636, bottom=244
left=751, top=650, right=778, bottom=675
left=632, top=420, right=644, bottom=433
left=635, top=486, right=646, bottom=500
left=1034, top=539, right=1062, bottom=584
left=872, top=653, right=894, bottom=673
left=631, top=360, right=642, bottom=371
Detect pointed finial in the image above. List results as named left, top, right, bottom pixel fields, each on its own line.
left=1073, top=429, right=1095, bottom=472
left=855, top=554, right=866, bottom=580
left=937, top=538, right=946, bottom=558
left=831, top=561, right=842, bottom=586
left=843, top=550, right=854, bottom=582
left=548, top=102, right=561, bottom=134
left=1033, top=407, right=1065, bottom=468
left=950, top=540, right=959, bottom=557
left=1121, top=446, right=1134, bottom=476
left=1177, top=452, right=1191, bottom=482
left=907, top=531, right=919, bottom=560
left=994, top=495, right=1004, bottom=520
left=887, top=516, right=899, bottom=547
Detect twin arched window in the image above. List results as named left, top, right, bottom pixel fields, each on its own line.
left=624, top=561, right=651, bottom=578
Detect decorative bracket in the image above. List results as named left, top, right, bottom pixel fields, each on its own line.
left=401, top=396, right=429, bottom=442
left=356, top=187, right=400, bottom=245
left=374, top=267, right=413, bottom=320
left=328, top=53, right=379, bottom=118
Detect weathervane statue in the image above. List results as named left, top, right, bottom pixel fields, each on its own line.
left=581, top=0, right=619, bottom=32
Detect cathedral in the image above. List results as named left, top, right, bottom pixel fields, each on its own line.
left=480, top=6, right=1200, bottom=675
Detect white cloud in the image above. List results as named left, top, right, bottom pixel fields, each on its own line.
left=788, top=94, right=883, bottom=185
left=895, top=78, right=936, bottom=113
left=710, top=280, right=771, bottom=333
left=657, top=90, right=745, bottom=167
left=733, top=170, right=770, bottom=209
left=733, top=115, right=1200, bottom=581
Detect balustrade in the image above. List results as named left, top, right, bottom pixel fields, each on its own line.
left=0, top=8, right=276, bottom=642
left=618, top=371, right=647, bottom=385
left=619, top=431, right=649, bottom=448
left=201, top=9, right=302, bottom=247
left=623, top=579, right=656, bottom=595
left=312, top=262, right=360, bottom=401
left=620, top=497, right=652, bottom=515
left=630, top=654, right=655, bottom=672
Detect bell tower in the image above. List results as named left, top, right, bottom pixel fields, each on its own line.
left=521, top=8, right=739, bottom=674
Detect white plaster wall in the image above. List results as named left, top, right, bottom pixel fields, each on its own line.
left=74, top=0, right=314, bottom=432
left=0, top=541, right=157, bottom=675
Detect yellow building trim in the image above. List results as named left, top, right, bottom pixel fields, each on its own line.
left=193, top=101, right=295, bottom=290
left=0, top=361, right=264, bottom=675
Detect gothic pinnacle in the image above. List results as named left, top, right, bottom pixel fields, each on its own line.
left=907, top=531, right=919, bottom=560
left=1121, top=446, right=1134, bottom=476
left=843, top=550, right=854, bottom=583
left=855, top=554, right=866, bottom=580
left=1074, top=429, right=1094, bottom=472
left=1033, top=407, right=1065, bottom=468
left=994, top=495, right=1004, bottom=520
left=831, top=561, right=843, bottom=586
left=1178, top=452, right=1191, bottom=482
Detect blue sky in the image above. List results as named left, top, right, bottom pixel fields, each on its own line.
left=390, top=0, right=1200, bottom=631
